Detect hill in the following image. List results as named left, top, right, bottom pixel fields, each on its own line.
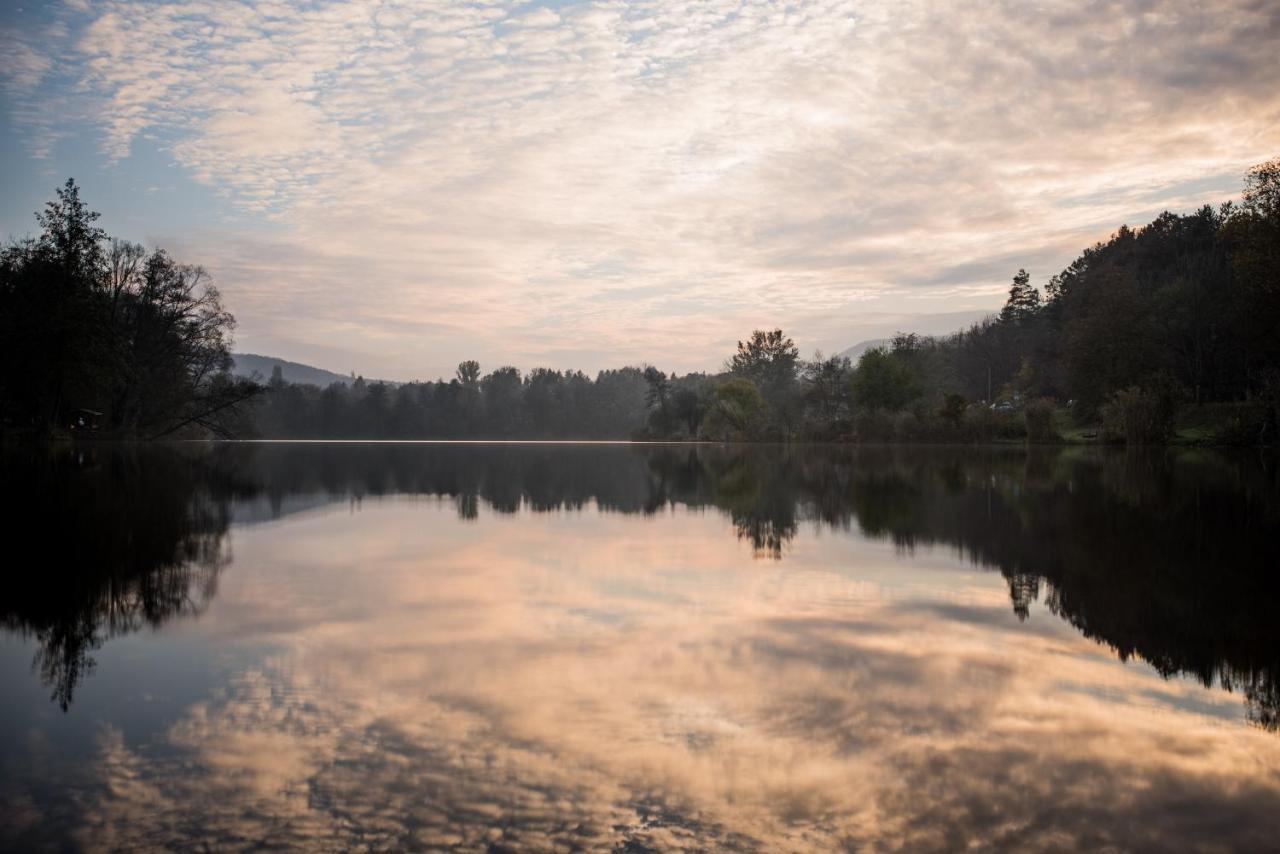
left=231, top=354, right=359, bottom=388
left=837, top=339, right=890, bottom=362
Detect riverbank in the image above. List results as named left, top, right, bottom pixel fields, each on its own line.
left=4, top=400, right=1274, bottom=447
left=814, top=400, right=1276, bottom=447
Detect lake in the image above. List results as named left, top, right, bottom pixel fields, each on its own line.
left=2, top=442, right=1279, bottom=851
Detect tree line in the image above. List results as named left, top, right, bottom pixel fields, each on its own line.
left=252, top=363, right=658, bottom=439
left=4, top=159, right=1277, bottom=442
left=862, top=155, right=1280, bottom=443
left=252, top=158, right=1279, bottom=444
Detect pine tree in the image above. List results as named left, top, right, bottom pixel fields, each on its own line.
left=1000, top=268, right=1041, bottom=323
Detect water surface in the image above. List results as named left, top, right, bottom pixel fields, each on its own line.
left=2, top=442, right=1279, bottom=851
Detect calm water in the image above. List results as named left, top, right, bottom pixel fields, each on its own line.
left=2, top=442, right=1279, bottom=851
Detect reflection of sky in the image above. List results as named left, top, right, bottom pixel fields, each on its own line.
left=7, top=498, right=1280, bottom=850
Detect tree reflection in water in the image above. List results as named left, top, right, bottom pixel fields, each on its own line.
left=0, top=445, right=247, bottom=709
left=2, top=442, right=1276, bottom=729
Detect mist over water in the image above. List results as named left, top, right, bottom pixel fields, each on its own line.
left=2, top=442, right=1279, bottom=850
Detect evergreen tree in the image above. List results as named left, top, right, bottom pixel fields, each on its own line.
left=999, top=269, right=1041, bottom=323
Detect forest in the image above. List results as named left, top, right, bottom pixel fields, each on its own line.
left=252, top=158, right=1280, bottom=444
left=2, top=159, right=1277, bottom=444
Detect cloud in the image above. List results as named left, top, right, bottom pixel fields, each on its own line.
left=3, top=0, right=1278, bottom=377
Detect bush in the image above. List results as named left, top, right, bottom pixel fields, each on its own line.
left=700, top=378, right=767, bottom=441
left=965, top=406, right=1026, bottom=442
left=852, top=409, right=900, bottom=442
left=1024, top=398, right=1059, bottom=442
left=851, top=400, right=1034, bottom=444
left=1101, top=386, right=1177, bottom=445
left=939, top=393, right=967, bottom=427
left=1175, top=401, right=1270, bottom=446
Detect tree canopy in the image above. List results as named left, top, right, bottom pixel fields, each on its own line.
left=0, top=180, right=259, bottom=437
left=7, top=159, right=1279, bottom=446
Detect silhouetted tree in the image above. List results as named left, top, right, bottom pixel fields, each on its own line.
left=728, top=329, right=801, bottom=434
left=456, top=360, right=481, bottom=387
left=0, top=180, right=259, bottom=437
left=999, top=268, right=1041, bottom=323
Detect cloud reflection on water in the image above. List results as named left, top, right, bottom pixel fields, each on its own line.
left=74, top=498, right=1280, bottom=851
left=3, top=443, right=1279, bottom=850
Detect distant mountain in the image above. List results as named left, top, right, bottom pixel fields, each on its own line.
left=833, top=310, right=996, bottom=363
left=836, top=338, right=890, bottom=362
left=231, top=353, right=360, bottom=388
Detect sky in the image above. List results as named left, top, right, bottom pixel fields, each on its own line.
left=1, top=0, right=1277, bottom=382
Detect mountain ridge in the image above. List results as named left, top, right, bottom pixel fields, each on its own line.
left=836, top=339, right=891, bottom=362
left=231, top=353, right=366, bottom=388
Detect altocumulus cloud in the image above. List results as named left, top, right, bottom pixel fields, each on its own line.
left=2, top=0, right=1278, bottom=378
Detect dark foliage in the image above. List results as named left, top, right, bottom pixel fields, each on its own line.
left=251, top=159, right=1277, bottom=443
left=12, top=161, right=1275, bottom=445
left=0, top=444, right=250, bottom=708
left=0, top=180, right=260, bottom=437
left=253, top=363, right=659, bottom=439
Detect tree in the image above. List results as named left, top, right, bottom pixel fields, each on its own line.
left=730, top=329, right=799, bottom=388
left=113, top=248, right=257, bottom=437
left=1225, top=158, right=1280, bottom=387
left=0, top=180, right=109, bottom=429
left=642, top=366, right=677, bottom=435
left=456, top=360, right=481, bottom=387
left=1060, top=255, right=1161, bottom=413
left=0, top=179, right=259, bottom=436
left=36, top=178, right=107, bottom=280
left=106, top=238, right=145, bottom=319
left=672, top=388, right=704, bottom=436
left=1012, top=356, right=1035, bottom=397
left=802, top=353, right=852, bottom=425
left=729, top=329, right=800, bottom=434
left=482, top=366, right=523, bottom=436
left=1242, top=157, right=1280, bottom=219
left=1000, top=268, right=1041, bottom=323
left=850, top=348, right=920, bottom=412
left=702, top=378, right=766, bottom=440
left=643, top=366, right=670, bottom=413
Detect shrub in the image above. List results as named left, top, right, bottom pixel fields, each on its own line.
left=1024, top=398, right=1059, bottom=442
left=1177, top=401, right=1270, bottom=445
left=1101, top=386, right=1177, bottom=445
left=939, top=393, right=967, bottom=427
left=852, top=409, right=899, bottom=442
left=965, top=405, right=1025, bottom=442
left=892, top=410, right=922, bottom=440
